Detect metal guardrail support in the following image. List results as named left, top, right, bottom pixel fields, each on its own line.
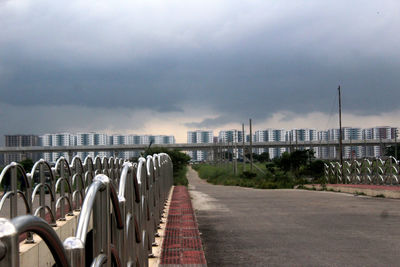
left=325, top=156, right=400, bottom=185
left=0, top=215, right=69, bottom=267
left=0, top=153, right=174, bottom=267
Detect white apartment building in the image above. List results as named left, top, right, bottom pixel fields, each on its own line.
left=111, top=135, right=127, bottom=158
left=218, top=130, right=244, bottom=143
left=39, top=132, right=176, bottom=162
left=286, top=128, right=317, bottom=156
left=323, top=128, right=362, bottom=159
left=76, top=133, right=110, bottom=159
left=124, top=135, right=143, bottom=159
left=255, top=129, right=286, bottom=159
left=218, top=130, right=244, bottom=159
left=39, top=133, right=76, bottom=162
left=40, top=134, right=53, bottom=162
left=187, top=130, right=213, bottom=161
left=286, top=128, right=317, bottom=142
left=342, top=127, right=363, bottom=159
left=363, top=126, right=397, bottom=157
left=111, top=134, right=176, bottom=159
left=317, top=131, right=329, bottom=159
left=153, top=135, right=175, bottom=144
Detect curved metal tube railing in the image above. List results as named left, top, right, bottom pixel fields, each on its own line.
left=0, top=153, right=174, bottom=267
left=325, top=156, right=400, bottom=185
left=0, top=215, right=69, bottom=267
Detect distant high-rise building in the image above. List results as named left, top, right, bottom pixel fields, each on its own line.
left=4, top=135, right=40, bottom=164
left=76, top=133, right=109, bottom=159
left=255, top=129, right=286, bottom=159
left=40, top=134, right=53, bottom=162
left=218, top=130, right=244, bottom=143
left=39, top=133, right=76, bottom=162
left=286, top=128, right=317, bottom=156
left=187, top=130, right=213, bottom=161
left=110, top=134, right=176, bottom=159
left=363, top=126, right=397, bottom=157
left=218, top=130, right=244, bottom=160
left=286, top=128, right=317, bottom=142
left=342, top=127, right=363, bottom=159
left=317, top=131, right=329, bottom=159
left=324, top=127, right=363, bottom=159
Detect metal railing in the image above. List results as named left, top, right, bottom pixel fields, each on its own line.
left=324, top=156, right=399, bottom=185
left=0, top=153, right=173, bottom=267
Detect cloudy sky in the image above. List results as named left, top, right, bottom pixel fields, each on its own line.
left=0, top=0, right=399, bottom=143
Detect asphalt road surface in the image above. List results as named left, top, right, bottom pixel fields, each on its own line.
left=187, top=167, right=400, bottom=267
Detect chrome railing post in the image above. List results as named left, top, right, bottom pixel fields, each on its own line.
left=117, top=162, right=133, bottom=266
left=39, top=163, right=45, bottom=218
left=137, top=157, right=149, bottom=265
left=93, top=176, right=111, bottom=266
left=10, top=166, right=17, bottom=219
left=64, top=174, right=111, bottom=267
left=60, top=159, right=66, bottom=220
left=132, top=163, right=144, bottom=266
left=146, top=155, right=156, bottom=248
left=152, top=155, right=161, bottom=227
left=0, top=218, right=19, bottom=267
left=63, top=237, right=85, bottom=267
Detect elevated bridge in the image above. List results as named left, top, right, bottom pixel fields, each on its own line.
left=0, top=139, right=396, bottom=154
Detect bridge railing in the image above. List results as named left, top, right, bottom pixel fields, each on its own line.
left=324, top=156, right=399, bottom=185
left=0, top=153, right=173, bottom=267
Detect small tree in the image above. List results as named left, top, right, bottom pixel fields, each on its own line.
left=257, top=152, right=270, bottom=162
left=143, top=147, right=190, bottom=185
left=385, top=144, right=400, bottom=160
left=19, top=158, right=34, bottom=172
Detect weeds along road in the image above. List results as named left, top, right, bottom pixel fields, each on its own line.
left=187, top=166, right=400, bottom=267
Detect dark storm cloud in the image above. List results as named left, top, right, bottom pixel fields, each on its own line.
left=0, top=0, right=400, bottom=130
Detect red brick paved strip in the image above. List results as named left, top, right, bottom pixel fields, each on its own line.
left=160, top=186, right=207, bottom=267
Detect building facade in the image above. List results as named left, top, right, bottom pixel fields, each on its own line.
left=254, top=129, right=286, bottom=159
left=38, top=132, right=175, bottom=162
left=187, top=130, right=214, bottom=161
left=363, top=126, right=397, bottom=157
left=4, top=135, right=40, bottom=164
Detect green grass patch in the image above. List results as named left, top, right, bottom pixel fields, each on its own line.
left=192, top=163, right=297, bottom=189
left=174, top=165, right=188, bottom=186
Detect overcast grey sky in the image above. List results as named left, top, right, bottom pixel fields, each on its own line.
left=0, top=0, right=399, bottom=142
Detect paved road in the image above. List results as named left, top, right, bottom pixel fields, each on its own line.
left=187, top=167, right=400, bottom=267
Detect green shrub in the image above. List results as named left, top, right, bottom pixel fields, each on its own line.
left=194, top=164, right=296, bottom=189
left=240, top=171, right=257, bottom=179
left=143, top=147, right=190, bottom=186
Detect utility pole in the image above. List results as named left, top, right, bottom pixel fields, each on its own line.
left=395, top=128, right=398, bottom=160
left=233, top=131, right=238, bottom=175
left=249, top=118, right=253, bottom=172
left=350, top=133, right=353, bottom=160
left=338, top=85, right=343, bottom=184
left=242, top=123, right=246, bottom=172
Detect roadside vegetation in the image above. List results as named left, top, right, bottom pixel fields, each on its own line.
left=142, top=147, right=190, bottom=186
left=0, top=158, right=35, bottom=191
left=192, top=150, right=325, bottom=189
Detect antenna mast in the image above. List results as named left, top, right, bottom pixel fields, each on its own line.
left=338, top=85, right=343, bottom=183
